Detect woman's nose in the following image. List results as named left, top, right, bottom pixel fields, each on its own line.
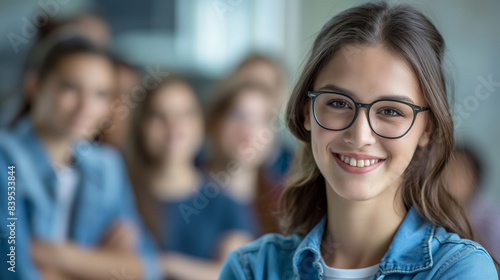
left=343, top=108, right=377, bottom=148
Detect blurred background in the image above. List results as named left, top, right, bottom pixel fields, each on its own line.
left=1, top=0, right=499, bottom=199
left=0, top=1, right=499, bottom=278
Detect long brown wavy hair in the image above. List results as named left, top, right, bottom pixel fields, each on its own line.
left=279, top=1, right=499, bottom=268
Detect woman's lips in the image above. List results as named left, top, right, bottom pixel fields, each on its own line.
left=332, top=152, right=385, bottom=174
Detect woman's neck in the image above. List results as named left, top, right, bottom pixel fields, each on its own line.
left=32, top=117, right=74, bottom=167
left=322, top=180, right=407, bottom=269
left=150, top=160, right=201, bottom=200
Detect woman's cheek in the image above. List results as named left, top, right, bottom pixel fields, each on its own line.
left=383, top=142, right=413, bottom=180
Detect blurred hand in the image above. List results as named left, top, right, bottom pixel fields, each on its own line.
left=32, top=240, right=67, bottom=269
left=99, top=219, right=138, bottom=252
left=32, top=239, right=78, bottom=279
left=38, top=267, right=72, bottom=280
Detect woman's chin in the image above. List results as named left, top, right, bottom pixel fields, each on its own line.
left=329, top=183, right=384, bottom=202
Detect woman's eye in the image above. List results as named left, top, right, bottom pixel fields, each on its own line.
left=329, top=100, right=350, bottom=108
left=148, top=111, right=164, bottom=121
left=61, top=81, right=78, bottom=92
left=380, top=108, right=402, bottom=117
left=230, top=110, right=246, bottom=122
left=97, top=90, right=111, bottom=99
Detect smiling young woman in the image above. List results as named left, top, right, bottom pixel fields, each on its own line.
left=219, top=2, right=499, bottom=280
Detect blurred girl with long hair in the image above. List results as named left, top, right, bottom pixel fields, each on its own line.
left=127, top=75, right=255, bottom=280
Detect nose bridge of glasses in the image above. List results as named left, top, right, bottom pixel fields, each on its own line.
left=354, top=102, right=372, bottom=121
left=352, top=103, right=372, bottom=129
left=356, top=103, right=371, bottom=110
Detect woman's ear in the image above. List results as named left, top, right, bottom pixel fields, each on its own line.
left=418, top=117, right=434, bottom=147
left=303, top=102, right=312, bottom=132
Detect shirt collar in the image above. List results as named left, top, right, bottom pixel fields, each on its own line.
left=292, top=206, right=435, bottom=277
left=12, top=116, right=100, bottom=193
left=378, top=206, right=435, bottom=274
left=13, top=116, right=57, bottom=186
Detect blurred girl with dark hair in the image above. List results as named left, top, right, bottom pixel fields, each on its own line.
left=204, top=81, right=283, bottom=236
left=127, top=75, right=255, bottom=280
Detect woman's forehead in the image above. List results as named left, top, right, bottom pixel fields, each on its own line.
left=313, top=44, right=424, bottom=105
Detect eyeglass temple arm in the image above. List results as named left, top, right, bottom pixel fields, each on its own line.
left=415, top=106, right=431, bottom=112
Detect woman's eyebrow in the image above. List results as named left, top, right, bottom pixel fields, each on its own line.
left=377, top=94, right=416, bottom=104
left=317, top=84, right=416, bottom=104
left=317, top=84, right=354, bottom=95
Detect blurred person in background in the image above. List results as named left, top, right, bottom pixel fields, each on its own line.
left=230, top=54, right=295, bottom=184
left=230, top=54, right=287, bottom=108
left=0, top=37, right=161, bottom=280
left=127, top=75, right=255, bottom=280
left=0, top=7, right=112, bottom=128
left=204, top=81, right=282, bottom=235
left=445, top=144, right=500, bottom=274
left=37, top=11, right=111, bottom=48
left=20, top=7, right=135, bottom=151
left=25, top=9, right=111, bottom=105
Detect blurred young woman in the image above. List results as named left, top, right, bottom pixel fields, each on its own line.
left=0, top=38, right=160, bottom=280
left=230, top=54, right=295, bottom=186
left=220, top=2, right=499, bottom=279
left=230, top=54, right=287, bottom=109
left=204, top=81, right=282, bottom=235
left=127, top=75, right=255, bottom=280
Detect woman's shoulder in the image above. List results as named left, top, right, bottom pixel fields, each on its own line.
left=428, top=226, right=498, bottom=279
left=432, top=225, right=488, bottom=252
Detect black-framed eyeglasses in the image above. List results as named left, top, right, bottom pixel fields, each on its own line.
left=307, top=91, right=430, bottom=139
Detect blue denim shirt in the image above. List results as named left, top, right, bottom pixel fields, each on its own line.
left=0, top=117, right=162, bottom=280
left=220, top=206, right=498, bottom=279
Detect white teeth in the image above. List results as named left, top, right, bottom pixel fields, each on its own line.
left=337, top=154, right=382, bottom=168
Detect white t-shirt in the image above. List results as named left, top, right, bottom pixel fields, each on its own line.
left=52, top=163, right=80, bottom=240
left=321, top=257, right=380, bottom=280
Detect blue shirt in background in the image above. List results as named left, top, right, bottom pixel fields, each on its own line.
left=0, top=117, right=162, bottom=280
left=161, top=174, right=259, bottom=259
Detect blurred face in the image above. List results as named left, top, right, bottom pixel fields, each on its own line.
left=34, top=53, right=115, bottom=140
left=237, top=61, right=284, bottom=105
left=142, top=83, right=203, bottom=163
left=304, top=44, right=433, bottom=202
left=216, top=89, right=275, bottom=167
left=445, top=154, right=477, bottom=204
left=238, top=61, right=280, bottom=90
